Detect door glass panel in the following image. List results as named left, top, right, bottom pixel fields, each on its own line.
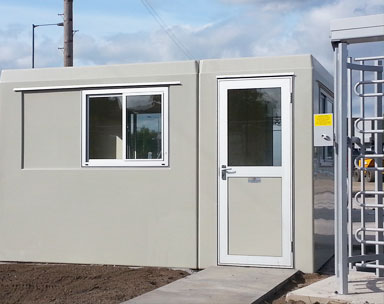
left=126, top=94, right=162, bottom=160
left=228, top=177, right=282, bottom=257
left=228, top=88, right=281, bottom=166
left=88, top=96, right=123, bottom=159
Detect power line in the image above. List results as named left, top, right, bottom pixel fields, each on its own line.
left=140, top=0, right=193, bottom=59
left=140, top=0, right=194, bottom=60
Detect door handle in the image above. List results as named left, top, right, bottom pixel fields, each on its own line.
left=321, top=134, right=331, bottom=141
left=221, top=166, right=236, bottom=180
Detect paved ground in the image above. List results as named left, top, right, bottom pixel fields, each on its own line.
left=286, top=270, right=384, bottom=304
left=122, top=266, right=297, bottom=304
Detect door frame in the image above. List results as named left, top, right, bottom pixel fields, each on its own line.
left=217, top=76, right=293, bottom=268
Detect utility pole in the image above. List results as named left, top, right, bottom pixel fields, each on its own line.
left=64, top=0, right=73, bottom=66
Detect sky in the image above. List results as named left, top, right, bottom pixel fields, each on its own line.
left=0, top=0, right=383, bottom=76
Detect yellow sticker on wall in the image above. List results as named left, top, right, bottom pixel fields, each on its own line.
left=314, top=114, right=333, bottom=127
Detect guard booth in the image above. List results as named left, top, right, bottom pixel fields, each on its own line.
left=0, top=55, right=333, bottom=273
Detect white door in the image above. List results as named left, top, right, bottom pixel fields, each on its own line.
left=218, top=77, right=292, bottom=267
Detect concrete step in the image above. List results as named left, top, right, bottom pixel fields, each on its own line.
left=122, top=266, right=297, bottom=304
left=286, top=270, right=384, bottom=304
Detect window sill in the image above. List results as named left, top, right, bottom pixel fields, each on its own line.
left=83, top=159, right=168, bottom=167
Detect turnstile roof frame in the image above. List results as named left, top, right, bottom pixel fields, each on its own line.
left=330, top=14, right=384, bottom=44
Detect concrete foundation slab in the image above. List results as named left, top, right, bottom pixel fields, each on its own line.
left=286, top=271, right=384, bottom=304
left=122, top=266, right=297, bottom=304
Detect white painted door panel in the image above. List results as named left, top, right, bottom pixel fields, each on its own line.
left=218, top=77, right=292, bottom=267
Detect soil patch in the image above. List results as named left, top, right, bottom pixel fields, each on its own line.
left=261, top=271, right=329, bottom=304
left=0, top=263, right=189, bottom=304
left=262, top=256, right=334, bottom=304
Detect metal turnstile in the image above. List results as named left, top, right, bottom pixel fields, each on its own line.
left=331, top=14, right=384, bottom=294
left=348, top=57, right=384, bottom=273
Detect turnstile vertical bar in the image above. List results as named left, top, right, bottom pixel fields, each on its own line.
left=360, top=62, right=366, bottom=257
left=335, top=47, right=340, bottom=281
left=335, top=42, right=349, bottom=294
left=347, top=57, right=353, bottom=269
left=375, top=59, right=384, bottom=276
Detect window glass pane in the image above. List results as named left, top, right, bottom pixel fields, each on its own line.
left=228, top=88, right=281, bottom=166
left=320, top=92, right=334, bottom=164
left=88, top=96, right=123, bottom=159
left=320, top=93, right=333, bottom=113
left=126, top=95, right=162, bottom=160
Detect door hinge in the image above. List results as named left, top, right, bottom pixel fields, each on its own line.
left=291, top=241, right=294, bottom=252
left=290, top=92, right=294, bottom=103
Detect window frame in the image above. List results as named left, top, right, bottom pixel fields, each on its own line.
left=319, top=87, right=334, bottom=167
left=81, top=87, right=169, bottom=167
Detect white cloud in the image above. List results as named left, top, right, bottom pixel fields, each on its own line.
left=0, top=26, right=31, bottom=70
left=220, top=0, right=306, bottom=3
left=0, top=24, right=64, bottom=71
left=74, top=30, right=181, bottom=66
left=73, top=0, right=383, bottom=73
left=286, top=0, right=384, bottom=70
left=219, top=0, right=334, bottom=11
left=0, top=0, right=383, bottom=76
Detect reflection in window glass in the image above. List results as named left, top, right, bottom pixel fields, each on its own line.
left=89, top=96, right=122, bottom=159
left=228, top=88, right=281, bottom=166
left=126, top=95, right=162, bottom=159
left=320, top=92, right=334, bottom=164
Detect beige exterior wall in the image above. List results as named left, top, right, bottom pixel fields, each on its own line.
left=0, top=61, right=198, bottom=268
left=0, top=56, right=333, bottom=271
left=23, top=91, right=81, bottom=168
left=312, top=57, right=335, bottom=271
